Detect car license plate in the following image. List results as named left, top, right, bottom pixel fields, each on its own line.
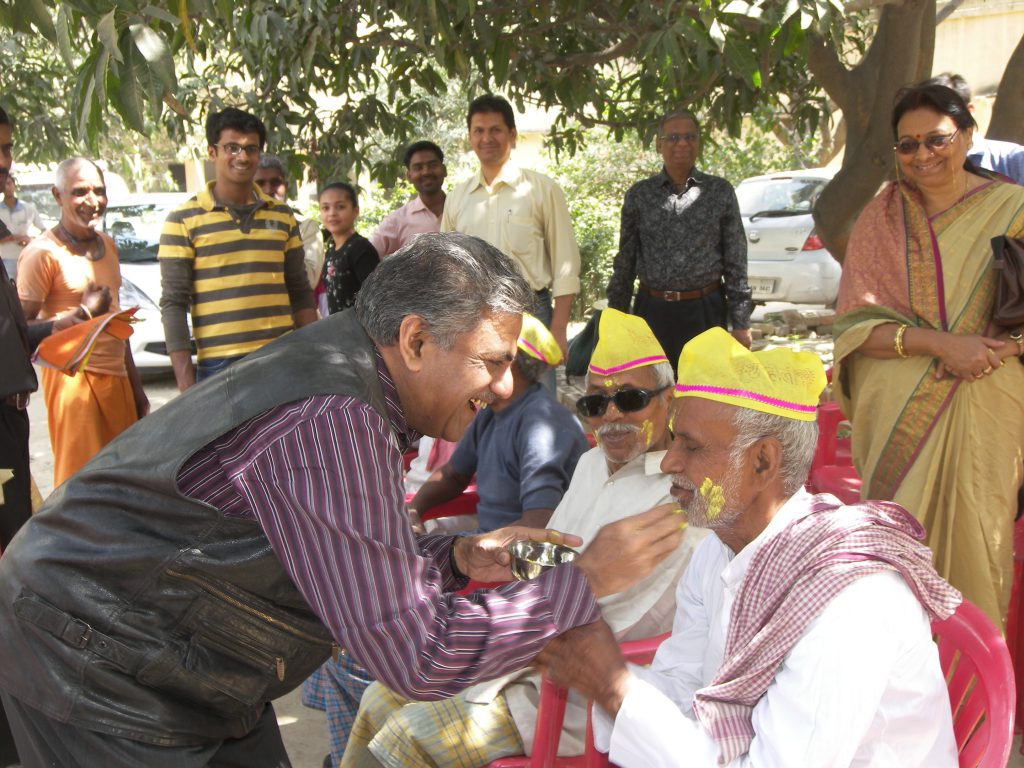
left=749, top=278, right=775, bottom=297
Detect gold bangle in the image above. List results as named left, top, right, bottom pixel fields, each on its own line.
left=893, top=324, right=909, bottom=359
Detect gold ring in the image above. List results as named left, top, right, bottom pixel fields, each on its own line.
left=983, top=366, right=993, bottom=374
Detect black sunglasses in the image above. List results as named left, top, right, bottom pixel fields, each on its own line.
left=576, top=386, right=670, bottom=418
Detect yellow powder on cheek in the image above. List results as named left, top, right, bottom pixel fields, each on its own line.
left=640, top=419, right=654, bottom=447
left=699, top=477, right=726, bottom=520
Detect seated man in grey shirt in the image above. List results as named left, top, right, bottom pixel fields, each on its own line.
left=409, top=312, right=588, bottom=533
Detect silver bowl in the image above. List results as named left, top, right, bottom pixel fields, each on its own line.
left=508, top=540, right=579, bottom=581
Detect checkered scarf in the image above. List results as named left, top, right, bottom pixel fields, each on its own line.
left=691, top=496, right=962, bottom=765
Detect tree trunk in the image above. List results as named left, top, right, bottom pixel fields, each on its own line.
left=808, top=0, right=936, bottom=263
left=987, top=33, right=1024, bottom=143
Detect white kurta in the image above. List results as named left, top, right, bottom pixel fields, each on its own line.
left=594, top=489, right=958, bottom=768
left=465, top=447, right=708, bottom=755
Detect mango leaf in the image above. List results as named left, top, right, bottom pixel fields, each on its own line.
left=97, top=10, right=124, bottom=62
left=129, top=21, right=177, bottom=92
left=113, top=40, right=147, bottom=132
left=142, top=5, right=180, bottom=25
left=55, top=5, right=76, bottom=67
left=178, top=0, right=197, bottom=53
left=23, top=0, right=57, bottom=42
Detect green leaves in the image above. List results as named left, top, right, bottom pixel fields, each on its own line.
left=3, top=0, right=856, bottom=190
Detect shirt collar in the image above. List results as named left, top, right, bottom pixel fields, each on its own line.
left=471, top=161, right=521, bottom=192
left=407, top=195, right=433, bottom=215
left=657, top=167, right=704, bottom=190
left=606, top=448, right=668, bottom=481
left=197, top=180, right=269, bottom=212
left=720, top=487, right=812, bottom=589
left=373, top=347, right=420, bottom=451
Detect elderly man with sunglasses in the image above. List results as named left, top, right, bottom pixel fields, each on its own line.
left=606, top=110, right=752, bottom=366
left=341, top=309, right=706, bottom=768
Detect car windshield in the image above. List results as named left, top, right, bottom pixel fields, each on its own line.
left=104, top=204, right=172, bottom=263
left=736, top=177, right=828, bottom=217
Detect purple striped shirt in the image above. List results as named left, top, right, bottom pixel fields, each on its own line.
left=177, top=352, right=599, bottom=699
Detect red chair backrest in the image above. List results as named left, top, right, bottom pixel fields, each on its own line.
left=487, top=633, right=669, bottom=768
left=931, top=600, right=1016, bottom=768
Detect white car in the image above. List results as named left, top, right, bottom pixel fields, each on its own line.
left=736, top=169, right=841, bottom=305
left=104, top=193, right=193, bottom=370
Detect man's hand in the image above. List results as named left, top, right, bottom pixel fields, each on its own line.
left=534, top=620, right=632, bottom=717
left=731, top=328, right=753, bottom=349
left=81, top=281, right=112, bottom=317
left=453, top=526, right=584, bottom=583
left=574, top=503, right=687, bottom=598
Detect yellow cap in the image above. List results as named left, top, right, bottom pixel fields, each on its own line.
left=588, top=309, right=669, bottom=376
left=518, top=313, right=562, bottom=366
left=674, top=327, right=825, bottom=421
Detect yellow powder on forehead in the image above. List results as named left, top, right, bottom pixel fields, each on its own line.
left=699, top=477, right=726, bottom=520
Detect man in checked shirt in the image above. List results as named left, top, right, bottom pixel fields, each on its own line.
left=606, top=110, right=753, bottom=367
left=0, top=232, right=686, bottom=767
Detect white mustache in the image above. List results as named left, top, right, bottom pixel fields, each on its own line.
left=597, top=424, right=640, bottom=437
left=671, top=474, right=696, bottom=491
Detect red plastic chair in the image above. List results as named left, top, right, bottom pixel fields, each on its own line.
left=487, top=633, right=669, bottom=768
left=1008, top=517, right=1024, bottom=738
left=807, top=401, right=861, bottom=504
left=932, top=599, right=1016, bottom=768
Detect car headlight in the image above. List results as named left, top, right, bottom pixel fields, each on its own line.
left=119, top=278, right=159, bottom=313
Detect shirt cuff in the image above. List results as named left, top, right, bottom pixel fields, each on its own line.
left=419, top=534, right=469, bottom=590
left=551, top=276, right=581, bottom=298
left=540, top=562, right=600, bottom=633
left=609, top=673, right=721, bottom=767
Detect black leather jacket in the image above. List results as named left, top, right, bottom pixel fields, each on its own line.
left=0, top=311, right=388, bottom=745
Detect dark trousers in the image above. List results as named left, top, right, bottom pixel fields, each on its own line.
left=533, top=289, right=557, bottom=393
left=1, top=692, right=291, bottom=768
left=0, top=403, right=31, bottom=552
left=633, top=288, right=727, bottom=370
left=0, top=404, right=30, bottom=767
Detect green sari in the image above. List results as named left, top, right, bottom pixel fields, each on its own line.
left=834, top=179, right=1024, bottom=627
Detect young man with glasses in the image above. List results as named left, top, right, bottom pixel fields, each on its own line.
left=158, top=107, right=316, bottom=391
left=607, top=110, right=752, bottom=367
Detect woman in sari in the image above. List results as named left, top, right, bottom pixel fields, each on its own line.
left=834, top=84, right=1024, bottom=628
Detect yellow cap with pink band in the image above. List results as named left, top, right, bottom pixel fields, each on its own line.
left=588, top=308, right=669, bottom=375
left=674, top=327, right=826, bottom=421
left=518, top=313, right=563, bottom=366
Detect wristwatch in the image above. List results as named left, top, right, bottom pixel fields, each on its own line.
left=1010, top=328, right=1024, bottom=357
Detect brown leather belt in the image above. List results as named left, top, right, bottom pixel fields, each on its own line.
left=640, top=279, right=721, bottom=301
left=2, top=392, right=30, bottom=410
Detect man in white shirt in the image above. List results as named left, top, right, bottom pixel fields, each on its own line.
left=0, top=174, right=46, bottom=279
left=340, top=310, right=705, bottom=768
left=441, top=94, right=580, bottom=363
left=536, top=327, right=961, bottom=768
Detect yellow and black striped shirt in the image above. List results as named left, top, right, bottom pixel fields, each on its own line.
left=158, top=183, right=315, bottom=362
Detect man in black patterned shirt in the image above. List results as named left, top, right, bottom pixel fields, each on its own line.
left=606, top=111, right=752, bottom=366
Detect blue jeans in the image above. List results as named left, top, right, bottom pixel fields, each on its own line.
left=196, top=355, right=244, bottom=383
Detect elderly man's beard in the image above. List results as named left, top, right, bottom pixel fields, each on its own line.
left=596, top=423, right=648, bottom=465
left=673, top=470, right=743, bottom=529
